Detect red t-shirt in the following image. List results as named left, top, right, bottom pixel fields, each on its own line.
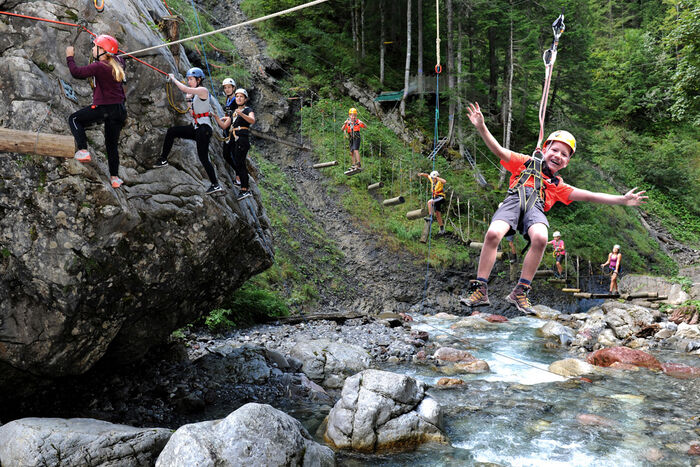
left=502, top=152, right=574, bottom=212
left=342, top=119, right=366, bottom=133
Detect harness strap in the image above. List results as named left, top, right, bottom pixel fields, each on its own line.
left=191, top=111, right=210, bottom=126
left=511, top=155, right=545, bottom=214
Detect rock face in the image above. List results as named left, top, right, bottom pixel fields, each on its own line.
left=0, top=417, right=171, bottom=466
left=0, top=0, right=274, bottom=389
left=324, top=369, right=448, bottom=453
left=156, top=403, right=334, bottom=466
left=288, top=338, right=371, bottom=388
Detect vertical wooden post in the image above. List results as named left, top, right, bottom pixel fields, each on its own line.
left=576, top=255, right=580, bottom=291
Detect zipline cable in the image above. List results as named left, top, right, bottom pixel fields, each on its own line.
left=119, top=0, right=331, bottom=57
left=535, top=10, right=565, bottom=151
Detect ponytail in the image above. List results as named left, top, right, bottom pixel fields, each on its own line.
left=106, top=56, right=125, bottom=83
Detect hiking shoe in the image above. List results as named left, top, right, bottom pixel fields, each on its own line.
left=110, top=176, right=124, bottom=188
left=459, top=280, right=490, bottom=307
left=237, top=190, right=252, bottom=201
left=234, top=179, right=241, bottom=186
left=506, top=283, right=536, bottom=315
left=153, top=159, right=169, bottom=168
left=74, top=149, right=91, bottom=162
left=424, top=216, right=433, bottom=222
left=206, top=184, right=223, bottom=195
left=438, top=228, right=446, bottom=236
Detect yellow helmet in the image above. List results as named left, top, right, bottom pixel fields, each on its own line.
left=544, top=130, right=576, bottom=154
left=348, top=108, right=358, bottom=115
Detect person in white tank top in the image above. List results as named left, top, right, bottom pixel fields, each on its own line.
left=154, top=67, right=222, bottom=195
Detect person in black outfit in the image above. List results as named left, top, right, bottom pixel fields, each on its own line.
left=229, top=88, right=255, bottom=200
left=212, top=78, right=241, bottom=186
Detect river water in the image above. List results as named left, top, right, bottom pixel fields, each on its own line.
left=331, top=313, right=700, bottom=466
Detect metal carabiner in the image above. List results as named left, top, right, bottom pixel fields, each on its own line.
left=552, top=10, right=565, bottom=41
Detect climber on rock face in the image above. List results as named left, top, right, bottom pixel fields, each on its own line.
left=66, top=34, right=127, bottom=189
left=154, top=67, right=223, bottom=196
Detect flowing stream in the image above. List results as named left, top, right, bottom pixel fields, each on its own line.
left=324, top=314, right=700, bottom=466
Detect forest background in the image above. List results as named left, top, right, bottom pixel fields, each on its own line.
left=173, top=0, right=699, bottom=321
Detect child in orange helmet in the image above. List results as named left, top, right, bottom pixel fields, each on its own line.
left=66, top=34, right=127, bottom=188
left=341, top=108, right=366, bottom=171
left=460, top=102, right=647, bottom=315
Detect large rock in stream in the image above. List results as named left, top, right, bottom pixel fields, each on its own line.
left=0, top=417, right=171, bottom=466
left=0, top=0, right=274, bottom=391
left=324, top=369, right=448, bottom=453
left=156, top=403, right=334, bottom=466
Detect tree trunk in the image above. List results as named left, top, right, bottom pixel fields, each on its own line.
left=361, top=0, right=366, bottom=59
left=352, top=0, right=358, bottom=56
left=400, top=0, right=412, bottom=117
left=380, top=0, right=385, bottom=84
left=498, top=5, right=514, bottom=189
left=446, top=0, right=456, bottom=145
left=487, top=25, right=498, bottom=110
left=417, top=0, right=424, bottom=95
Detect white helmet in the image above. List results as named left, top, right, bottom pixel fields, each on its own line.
left=429, top=170, right=440, bottom=178
left=613, top=244, right=620, bottom=251
left=235, top=88, right=248, bottom=99
left=222, top=78, right=236, bottom=87
left=553, top=231, right=561, bottom=237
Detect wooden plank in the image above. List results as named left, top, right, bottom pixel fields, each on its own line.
left=0, top=128, right=74, bottom=158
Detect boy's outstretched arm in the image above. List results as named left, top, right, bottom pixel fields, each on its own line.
left=568, top=187, right=648, bottom=206
left=467, top=102, right=511, bottom=162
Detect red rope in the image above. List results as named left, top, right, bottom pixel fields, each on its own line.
left=0, top=10, right=168, bottom=76
left=161, top=0, right=174, bottom=16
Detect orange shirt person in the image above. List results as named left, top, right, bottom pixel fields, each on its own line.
left=341, top=108, right=366, bottom=171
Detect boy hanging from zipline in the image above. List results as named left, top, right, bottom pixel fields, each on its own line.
left=417, top=171, right=446, bottom=235
left=459, top=102, right=647, bottom=314
left=341, top=107, right=366, bottom=173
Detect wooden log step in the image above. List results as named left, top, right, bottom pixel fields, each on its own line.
left=367, top=181, right=383, bottom=190
left=344, top=167, right=364, bottom=176
left=383, top=196, right=405, bottom=207
left=548, top=279, right=567, bottom=284
left=534, top=270, right=555, bottom=277
left=0, top=128, right=74, bottom=158
left=312, top=160, right=337, bottom=168
left=468, top=242, right=484, bottom=249
left=573, top=292, right=592, bottom=298
left=406, top=207, right=427, bottom=220
left=561, top=288, right=581, bottom=293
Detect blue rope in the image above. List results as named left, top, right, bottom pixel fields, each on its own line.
left=188, top=0, right=216, bottom=98
left=421, top=71, right=440, bottom=305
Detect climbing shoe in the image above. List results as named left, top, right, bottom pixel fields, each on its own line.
left=74, top=149, right=91, bottom=162
left=237, top=190, right=252, bottom=201
left=110, top=176, right=124, bottom=188
left=153, top=159, right=169, bottom=168
left=206, top=184, right=223, bottom=195
left=506, top=283, right=536, bottom=315
left=459, top=280, right=490, bottom=307
left=234, top=179, right=241, bottom=186
left=438, top=227, right=446, bottom=236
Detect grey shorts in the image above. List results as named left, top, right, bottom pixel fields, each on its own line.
left=492, top=189, right=548, bottom=236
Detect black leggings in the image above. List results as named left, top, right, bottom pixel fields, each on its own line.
left=161, top=124, right=217, bottom=185
left=232, top=136, right=250, bottom=189
left=68, top=103, right=126, bottom=177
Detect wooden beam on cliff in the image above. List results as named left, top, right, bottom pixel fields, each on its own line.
left=250, top=129, right=311, bottom=151
left=0, top=128, right=74, bottom=158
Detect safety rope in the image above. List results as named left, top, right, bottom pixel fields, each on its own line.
left=535, top=11, right=565, bottom=151
left=119, top=0, right=330, bottom=57
left=188, top=0, right=216, bottom=98
left=166, top=80, right=189, bottom=114
left=161, top=0, right=174, bottom=16
left=0, top=10, right=169, bottom=76
left=422, top=0, right=442, bottom=305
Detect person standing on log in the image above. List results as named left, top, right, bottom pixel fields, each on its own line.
left=460, top=102, right=647, bottom=315
left=154, top=67, right=222, bottom=195
left=66, top=34, right=127, bottom=188
left=601, top=244, right=622, bottom=294
left=417, top=171, right=447, bottom=236
left=548, top=231, right=566, bottom=278
left=341, top=108, right=366, bottom=172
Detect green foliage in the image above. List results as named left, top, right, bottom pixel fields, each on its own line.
left=205, top=308, right=236, bottom=332
left=0, top=248, right=10, bottom=258
left=671, top=275, right=693, bottom=293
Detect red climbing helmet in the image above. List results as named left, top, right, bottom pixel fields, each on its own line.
left=93, top=34, right=119, bottom=55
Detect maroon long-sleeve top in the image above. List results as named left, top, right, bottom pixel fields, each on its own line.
left=66, top=56, right=126, bottom=105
